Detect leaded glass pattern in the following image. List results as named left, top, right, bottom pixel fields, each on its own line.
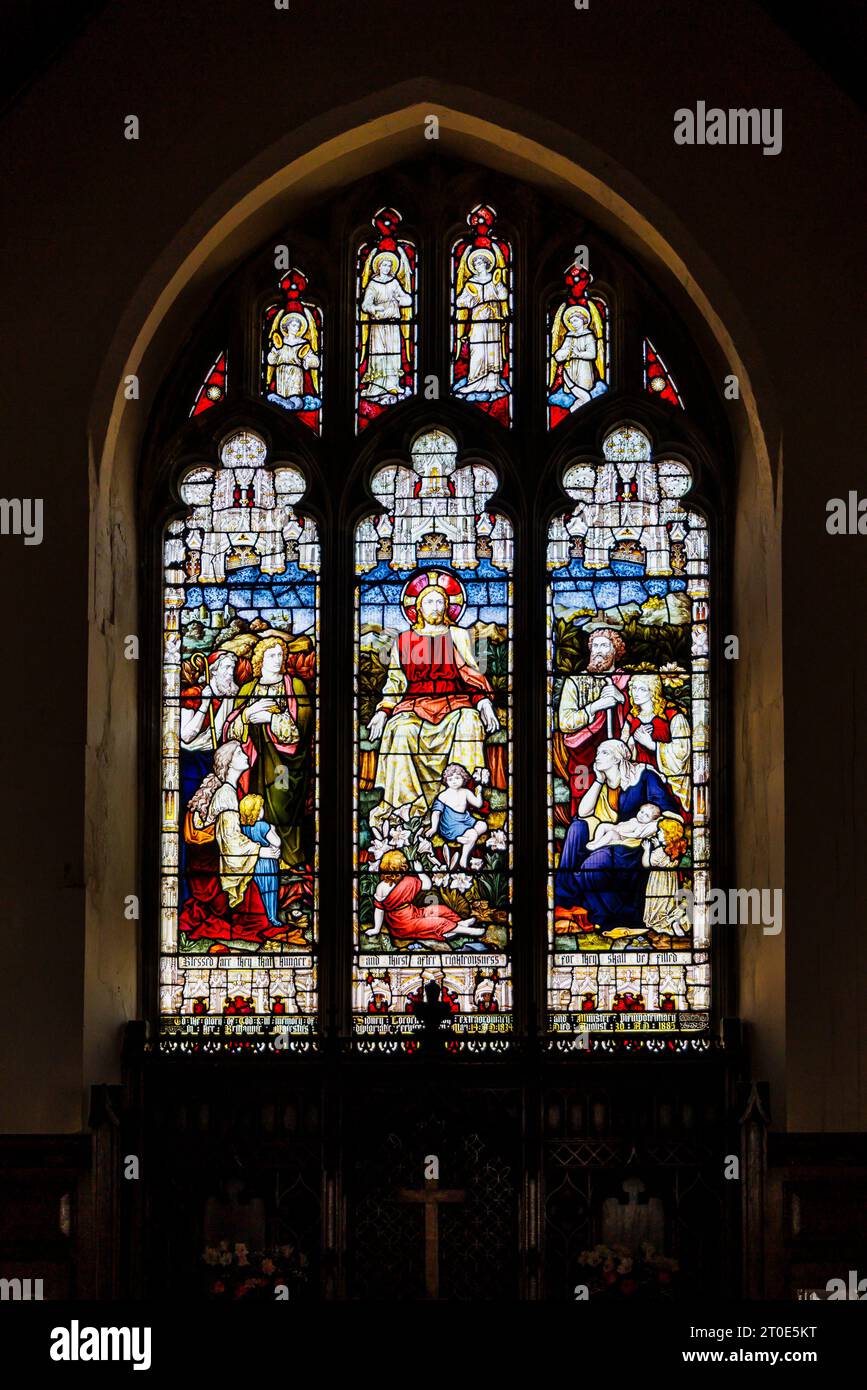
left=262, top=268, right=323, bottom=434
left=154, top=176, right=725, bottom=1053
left=159, top=428, right=319, bottom=1050
left=356, top=207, right=417, bottom=431
left=191, top=351, right=227, bottom=417
left=450, top=205, right=513, bottom=426
left=643, top=338, right=683, bottom=407
left=547, top=263, right=608, bottom=427
left=547, top=425, right=710, bottom=1041
left=354, top=427, right=513, bottom=1044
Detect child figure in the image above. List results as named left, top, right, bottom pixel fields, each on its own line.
left=586, top=801, right=661, bottom=851
left=239, top=793, right=282, bottom=926
left=367, top=850, right=484, bottom=943
left=642, top=815, right=691, bottom=942
left=429, top=764, right=487, bottom=868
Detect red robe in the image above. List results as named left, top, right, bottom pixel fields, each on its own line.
left=623, top=704, right=691, bottom=816
left=623, top=704, right=683, bottom=762
left=441, top=984, right=461, bottom=1014
left=384, top=630, right=506, bottom=790
left=380, top=874, right=462, bottom=943
left=178, top=821, right=287, bottom=944
left=562, top=670, right=629, bottom=814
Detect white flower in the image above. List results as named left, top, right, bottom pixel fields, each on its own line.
left=367, top=836, right=389, bottom=862
left=389, top=828, right=411, bottom=848
left=451, top=873, right=473, bottom=892
left=417, top=838, right=433, bottom=855
left=432, top=872, right=449, bottom=887
left=470, top=857, right=483, bottom=870
left=476, top=767, right=491, bottom=785
left=486, top=830, right=507, bottom=851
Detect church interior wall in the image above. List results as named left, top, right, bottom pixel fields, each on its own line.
left=0, top=0, right=860, bottom=1148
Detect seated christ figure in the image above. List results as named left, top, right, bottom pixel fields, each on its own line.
left=366, top=571, right=499, bottom=830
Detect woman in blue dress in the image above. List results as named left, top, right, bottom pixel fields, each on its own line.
left=554, top=739, right=683, bottom=936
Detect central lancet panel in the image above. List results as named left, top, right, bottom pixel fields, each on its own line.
left=353, top=427, right=513, bottom=1044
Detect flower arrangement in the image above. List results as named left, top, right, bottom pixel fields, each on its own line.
left=202, top=1242, right=309, bottom=1300
left=576, top=1242, right=679, bottom=1299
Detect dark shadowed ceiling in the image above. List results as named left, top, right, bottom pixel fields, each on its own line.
left=1, top=1, right=863, bottom=120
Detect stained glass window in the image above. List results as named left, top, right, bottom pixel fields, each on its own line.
left=451, top=205, right=512, bottom=426
left=263, top=268, right=323, bottom=434
left=356, top=208, right=417, bottom=431
left=644, top=338, right=683, bottom=407
left=547, top=424, right=710, bottom=1042
left=155, top=171, right=725, bottom=1054
left=354, top=427, right=513, bottom=1045
left=547, top=263, right=608, bottom=427
left=159, top=428, right=319, bottom=1051
left=191, top=351, right=227, bottom=417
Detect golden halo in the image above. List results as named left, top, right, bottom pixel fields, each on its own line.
left=400, top=569, right=466, bottom=625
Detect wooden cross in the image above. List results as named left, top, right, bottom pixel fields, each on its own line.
left=398, top=1177, right=466, bottom=1300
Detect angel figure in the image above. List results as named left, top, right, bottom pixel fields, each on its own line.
left=266, top=306, right=321, bottom=412
left=453, top=245, right=510, bottom=400
left=548, top=301, right=607, bottom=413
left=359, top=248, right=413, bottom=402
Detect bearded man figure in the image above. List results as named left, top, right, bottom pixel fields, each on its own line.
left=180, top=648, right=239, bottom=801
left=555, top=626, right=629, bottom=816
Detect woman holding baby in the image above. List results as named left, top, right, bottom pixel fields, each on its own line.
left=553, top=738, right=685, bottom=938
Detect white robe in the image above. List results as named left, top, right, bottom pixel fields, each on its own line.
left=209, top=783, right=260, bottom=907
left=361, top=276, right=411, bottom=399
left=268, top=339, right=318, bottom=399
left=555, top=329, right=598, bottom=403
left=454, top=277, right=508, bottom=396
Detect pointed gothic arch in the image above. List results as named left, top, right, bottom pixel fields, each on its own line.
left=85, top=97, right=783, bottom=1104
